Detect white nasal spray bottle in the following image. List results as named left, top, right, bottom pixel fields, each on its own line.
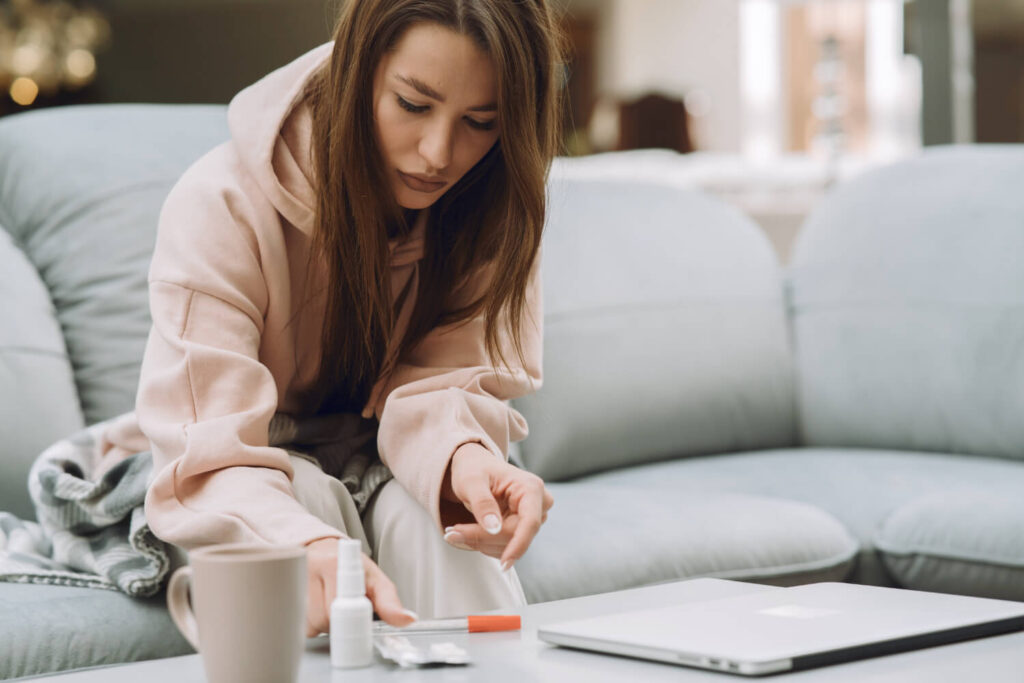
left=330, top=538, right=373, bottom=669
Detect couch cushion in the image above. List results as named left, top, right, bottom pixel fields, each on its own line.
left=875, top=492, right=1024, bottom=600
left=0, top=583, right=191, bottom=680
left=513, top=175, right=798, bottom=481
left=789, top=145, right=1024, bottom=459
left=576, top=448, right=1024, bottom=589
left=515, top=483, right=857, bottom=604
left=0, top=229, right=84, bottom=520
left=0, top=104, right=229, bottom=430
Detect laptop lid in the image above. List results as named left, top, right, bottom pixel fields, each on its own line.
left=538, top=582, right=1024, bottom=676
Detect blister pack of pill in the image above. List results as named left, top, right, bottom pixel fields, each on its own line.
left=373, top=635, right=471, bottom=668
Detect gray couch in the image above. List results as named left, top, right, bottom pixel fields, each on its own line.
left=1, top=104, right=1022, bottom=680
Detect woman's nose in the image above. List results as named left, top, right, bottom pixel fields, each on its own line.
left=419, top=120, right=453, bottom=172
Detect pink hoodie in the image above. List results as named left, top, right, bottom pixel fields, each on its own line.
left=101, top=43, right=543, bottom=551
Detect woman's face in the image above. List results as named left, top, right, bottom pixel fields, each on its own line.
left=372, top=22, right=500, bottom=210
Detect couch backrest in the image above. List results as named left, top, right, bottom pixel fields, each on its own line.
left=789, top=145, right=1024, bottom=459
left=0, top=104, right=229, bottom=518
left=513, top=170, right=799, bottom=481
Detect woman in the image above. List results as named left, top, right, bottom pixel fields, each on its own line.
left=119, top=0, right=563, bottom=637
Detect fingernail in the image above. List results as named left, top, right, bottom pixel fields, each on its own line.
left=500, top=560, right=513, bottom=572
left=444, top=526, right=455, bottom=534
left=443, top=530, right=472, bottom=551
left=483, top=514, right=501, bottom=535
left=401, top=609, right=419, bottom=622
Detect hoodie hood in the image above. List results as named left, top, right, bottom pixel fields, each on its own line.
left=227, top=42, right=332, bottom=237
left=226, top=42, right=426, bottom=265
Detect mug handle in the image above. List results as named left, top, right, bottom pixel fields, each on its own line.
left=167, top=566, right=201, bottom=651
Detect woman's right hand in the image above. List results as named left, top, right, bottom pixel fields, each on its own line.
left=303, top=537, right=416, bottom=637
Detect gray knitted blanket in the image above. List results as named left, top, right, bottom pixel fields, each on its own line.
left=0, top=412, right=391, bottom=598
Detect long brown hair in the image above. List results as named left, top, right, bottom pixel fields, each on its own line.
left=301, top=0, right=564, bottom=414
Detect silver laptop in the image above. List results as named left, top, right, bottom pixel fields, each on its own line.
left=538, top=582, right=1024, bottom=676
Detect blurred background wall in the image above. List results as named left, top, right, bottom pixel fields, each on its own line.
left=89, top=0, right=335, bottom=105
left=3, top=0, right=1022, bottom=146
left=0, top=0, right=335, bottom=112
left=2, top=0, right=1022, bottom=261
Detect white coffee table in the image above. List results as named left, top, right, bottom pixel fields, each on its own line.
left=25, top=578, right=1024, bottom=682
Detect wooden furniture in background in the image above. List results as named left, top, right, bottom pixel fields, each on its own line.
left=973, top=0, right=1024, bottom=142
left=617, top=93, right=693, bottom=153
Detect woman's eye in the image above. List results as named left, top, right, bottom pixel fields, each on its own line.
left=397, top=94, right=495, bottom=131
left=396, top=95, right=427, bottom=113
left=466, top=118, right=496, bottom=132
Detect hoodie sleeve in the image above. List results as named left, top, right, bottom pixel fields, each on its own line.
left=369, top=250, right=544, bottom=532
left=139, top=146, right=343, bottom=551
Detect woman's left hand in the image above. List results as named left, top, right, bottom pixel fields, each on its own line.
left=439, top=443, right=553, bottom=571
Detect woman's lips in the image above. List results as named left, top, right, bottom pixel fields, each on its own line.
left=398, top=170, right=446, bottom=193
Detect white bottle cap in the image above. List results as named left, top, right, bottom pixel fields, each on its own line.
left=336, top=538, right=365, bottom=598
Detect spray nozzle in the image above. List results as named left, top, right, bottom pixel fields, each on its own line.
left=336, top=538, right=365, bottom=598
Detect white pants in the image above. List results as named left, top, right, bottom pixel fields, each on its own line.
left=289, top=454, right=527, bottom=619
